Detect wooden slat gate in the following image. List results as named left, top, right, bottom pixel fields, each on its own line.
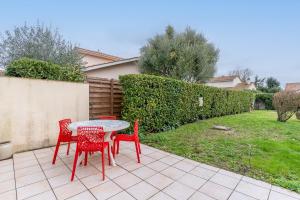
left=87, top=77, right=123, bottom=119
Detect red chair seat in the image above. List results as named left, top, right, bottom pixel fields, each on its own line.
left=115, top=134, right=135, bottom=141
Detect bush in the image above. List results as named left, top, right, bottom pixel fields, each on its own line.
left=296, top=111, right=300, bottom=120
left=273, top=91, right=300, bottom=122
left=120, top=74, right=254, bottom=133
left=254, top=93, right=274, bottom=110
left=5, top=58, right=84, bottom=82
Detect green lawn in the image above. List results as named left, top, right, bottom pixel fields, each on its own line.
left=141, top=111, right=300, bottom=192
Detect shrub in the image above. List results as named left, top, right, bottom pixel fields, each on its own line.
left=120, top=74, right=254, bottom=133
left=254, top=93, right=274, bottom=110
left=273, top=91, right=300, bottom=122
left=5, top=58, right=84, bottom=82
left=296, top=111, right=300, bottom=120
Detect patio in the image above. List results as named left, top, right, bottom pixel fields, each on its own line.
left=0, top=142, right=299, bottom=200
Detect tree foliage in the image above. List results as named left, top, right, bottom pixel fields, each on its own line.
left=0, top=22, right=82, bottom=68
left=273, top=91, right=300, bottom=122
left=229, top=68, right=253, bottom=82
left=139, top=25, right=219, bottom=82
left=254, top=75, right=281, bottom=93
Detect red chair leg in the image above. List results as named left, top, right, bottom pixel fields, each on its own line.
left=107, top=145, right=111, bottom=166
left=71, top=148, right=79, bottom=181
left=84, top=152, right=88, bottom=166
left=112, top=140, right=116, bottom=158
left=117, top=141, right=120, bottom=154
left=52, top=140, right=60, bottom=164
left=134, top=141, right=140, bottom=163
left=101, top=149, right=105, bottom=180
left=67, top=142, right=71, bottom=155
left=138, top=141, right=141, bottom=154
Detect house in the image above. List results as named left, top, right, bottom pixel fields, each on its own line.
left=0, top=68, right=4, bottom=76
left=206, top=75, right=256, bottom=90
left=285, top=82, right=300, bottom=92
left=76, top=47, right=140, bottom=80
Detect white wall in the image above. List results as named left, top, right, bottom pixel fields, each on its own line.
left=85, top=61, right=140, bottom=80
left=206, top=77, right=242, bottom=88
left=0, top=77, right=89, bottom=153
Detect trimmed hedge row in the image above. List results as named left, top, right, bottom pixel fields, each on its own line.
left=120, top=74, right=254, bottom=133
left=5, top=58, right=84, bottom=82
left=254, top=93, right=274, bottom=110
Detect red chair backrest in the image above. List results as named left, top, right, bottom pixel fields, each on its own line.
left=98, top=115, right=117, bottom=120
left=59, top=119, right=72, bottom=139
left=133, top=120, right=139, bottom=139
left=77, top=126, right=105, bottom=151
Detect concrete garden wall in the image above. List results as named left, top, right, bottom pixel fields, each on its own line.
left=0, top=77, right=89, bottom=156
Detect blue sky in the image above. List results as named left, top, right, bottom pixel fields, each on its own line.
left=1, top=0, right=299, bottom=86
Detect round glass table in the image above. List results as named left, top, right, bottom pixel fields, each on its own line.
left=68, top=120, right=130, bottom=166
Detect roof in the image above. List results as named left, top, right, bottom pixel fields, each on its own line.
left=83, top=57, right=139, bottom=72
left=207, top=75, right=239, bottom=83
left=76, top=47, right=122, bottom=61
left=229, top=82, right=256, bottom=90
left=285, top=82, right=300, bottom=92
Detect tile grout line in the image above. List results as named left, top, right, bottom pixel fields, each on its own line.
left=12, top=156, right=18, bottom=200
left=32, top=150, right=58, bottom=200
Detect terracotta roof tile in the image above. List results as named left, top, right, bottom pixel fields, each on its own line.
left=285, top=83, right=300, bottom=92
left=207, top=75, right=239, bottom=83
left=75, top=47, right=122, bottom=61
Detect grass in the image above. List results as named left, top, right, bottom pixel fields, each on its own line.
left=140, top=110, right=300, bottom=192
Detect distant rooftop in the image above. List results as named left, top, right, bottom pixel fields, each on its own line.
left=207, top=75, right=239, bottom=83
left=75, top=47, right=123, bottom=62
left=285, top=82, right=300, bottom=92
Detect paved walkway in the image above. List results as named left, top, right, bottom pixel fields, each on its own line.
left=0, top=142, right=299, bottom=200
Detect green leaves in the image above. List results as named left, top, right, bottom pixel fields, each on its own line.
left=120, top=74, right=254, bottom=133
left=5, top=57, right=84, bottom=82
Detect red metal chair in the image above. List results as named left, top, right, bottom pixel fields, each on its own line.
left=71, top=126, right=110, bottom=181
left=52, top=119, right=77, bottom=164
left=97, top=115, right=117, bottom=140
left=113, top=120, right=141, bottom=163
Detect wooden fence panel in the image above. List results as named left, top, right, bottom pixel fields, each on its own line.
left=87, top=77, right=123, bottom=119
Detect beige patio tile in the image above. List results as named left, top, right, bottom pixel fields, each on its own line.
left=242, top=176, right=272, bottom=189
left=0, top=179, right=15, bottom=194
left=127, top=181, right=159, bottom=200
left=13, top=155, right=36, bottom=164
left=163, top=182, right=195, bottom=200
left=114, top=155, right=132, bottom=165
left=108, top=191, right=135, bottom=200
left=159, top=155, right=181, bottom=165
left=189, top=191, right=215, bottom=200
left=0, top=190, right=16, bottom=200
left=105, top=166, right=128, bottom=179
left=14, top=165, right=42, bottom=178
left=173, top=160, right=197, bottom=172
left=40, top=159, right=64, bottom=171
left=218, top=169, right=243, bottom=179
left=0, top=171, right=14, bottom=182
left=37, top=155, right=54, bottom=164
left=26, top=190, right=56, bottom=200
left=139, top=155, right=155, bottom=165
left=148, top=192, right=174, bottom=200
left=113, top=173, right=141, bottom=189
left=34, top=151, right=52, bottom=159
left=235, top=181, right=270, bottom=200
left=198, top=163, right=220, bottom=172
left=121, top=160, right=143, bottom=171
left=146, top=173, right=174, bottom=190
left=44, top=165, right=70, bottom=178
left=67, top=190, right=96, bottom=200
left=0, top=159, right=13, bottom=167
left=229, top=191, right=257, bottom=200
left=271, top=185, right=300, bottom=199
left=199, top=181, right=232, bottom=200
left=147, top=160, right=169, bottom=172
left=13, top=151, right=34, bottom=158
left=140, top=147, right=156, bottom=155
left=269, top=190, right=299, bottom=200
left=178, top=173, right=206, bottom=190
left=14, top=159, right=39, bottom=170
left=53, top=180, right=86, bottom=200
left=73, top=165, right=99, bottom=179
left=168, top=154, right=185, bottom=161
left=189, top=166, right=216, bottom=180
left=17, top=180, right=51, bottom=200
left=16, top=171, right=46, bottom=188
left=210, top=173, right=240, bottom=189
left=90, top=180, right=122, bottom=200
left=161, top=166, right=186, bottom=180
left=132, top=166, right=157, bottom=179
left=80, top=173, right=108, bottom=189
left=0, top=163, right=14, bottom=173
left=48, top=173, right=77, bottom=188
left=148, top=151, right=168, bottom=160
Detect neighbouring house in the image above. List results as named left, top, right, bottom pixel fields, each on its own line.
left=285, top=82, right=300, bottom=92
left=206, top=75, right=256, bottom=90
left=76, top=47, right=140, bottom=80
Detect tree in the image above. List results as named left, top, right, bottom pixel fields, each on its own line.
left=0, top=22, right=82, bottom=68
left=254, top=75, right=265, bottom=90
left=266, top=77, right=280, bottom=89
left=139, top=25, right=219, bottom=82
left=229, top=68, right=253, bottom=82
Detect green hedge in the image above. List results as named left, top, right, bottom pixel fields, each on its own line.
left=255, top=93, right=274, bottom=110
left=5, top=58, right=84, bottom=82
left=120, top=74, right=254, bottom=133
